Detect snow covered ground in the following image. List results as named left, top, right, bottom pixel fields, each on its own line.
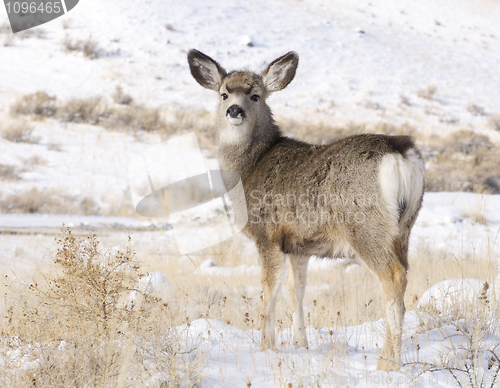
left=1, top=191, right=499, bottom=386
left=2, top=0, right=500, bottom=386
left=1, top=0, right=500, bottom=135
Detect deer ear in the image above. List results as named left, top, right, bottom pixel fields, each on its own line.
left=187, top=49, right=227, bottom=91
left=262, top=51, right=299, bottom=93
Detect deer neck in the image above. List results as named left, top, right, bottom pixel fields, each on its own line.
left=217, top=120, right=281, bottom=179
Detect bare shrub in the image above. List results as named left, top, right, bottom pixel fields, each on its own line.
left=1, top=121, right=39, bottom=143
left=400, top=94, right=411, bottom=106
left=10, top=91, right=57, bottom=117
left=1, top=228, right=202, bottom=387
left=23, top=154, right=47, bottom=169
left=0, top=164, right=20, bottom=180
left=58, top=96, right=111, bottom=125
left=449, top=130, right=492, bottom=154
left=112, top=85, right=133, bottom=105
left=0, top=188, right=100, bottom=215
left=461, top=209, right=487, bottom=225
left=416, top=85, right=437, bottom=100
left=424, top=130, right=500, bottom=194
left=467, top=103, right=486, bottom=116
left=405, top=283, right=500, bottom=388
left=63, top=35, right=100, bottom=59
left=47, top=142, right=62, bottom=151
left=103, top=105, right=167, bottom=132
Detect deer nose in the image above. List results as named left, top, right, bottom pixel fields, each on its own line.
left=227, top=105, right=243, bottom=118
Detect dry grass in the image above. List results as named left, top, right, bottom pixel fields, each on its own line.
left=0, top=23, right=45, bottom=45
left=144, top=230, right=494, bottom=337
left=416, top=85, right=437, bottom=100
left=103, top=105, right=167, bottom=133
left=10, top=91, right=57, bottom=118
left=63, top=35, right=100, bottom=59
left=0, top=228, right=202, bottom=387
left=467, top=103, right=486, bottom=116
left=0, top=225, right=495, bottom=386
left=47, top=142, right=62, bottom=152
left=10, top=92, right=177, bottom=134
left=112, top=86, right=134, bottom=105
left=58, top=96, right=112, bottom=125
left=424, top=130, right=500, bottom=194
left=0, top=164, right=20, bottom=181
left=0, top=188, right=100, bottom=215
left=1, top=120, right=39, bottom=143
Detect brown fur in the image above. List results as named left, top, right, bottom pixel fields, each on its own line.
left=187, top=49, right=425, bottom=371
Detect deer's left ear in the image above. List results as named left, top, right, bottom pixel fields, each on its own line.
left=262, top=51, right=299, bottom=93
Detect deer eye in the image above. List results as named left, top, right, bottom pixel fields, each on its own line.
left=251, top=95, right=259, bottom=102
left=221, top=93, right=228, bottom=100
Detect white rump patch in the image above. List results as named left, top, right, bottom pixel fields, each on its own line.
left=378, top=148, right=425, bottom=228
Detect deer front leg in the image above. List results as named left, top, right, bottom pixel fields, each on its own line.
left=287, top=254, right=309, bottom=348
left=258, top=243, right=286, bottom=351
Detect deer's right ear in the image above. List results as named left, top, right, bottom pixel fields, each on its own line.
left=187, top=49, right=227, bottom=91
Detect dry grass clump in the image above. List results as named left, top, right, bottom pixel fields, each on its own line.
left=1, top=120, right=39, bottom=143
left=8, top=92, right=216, bottom=147
left=0, top=23, right=45, bottom=45
left=10, top=91, right=57, bottom=118
left=0, top=164, right=20, bottom=181
left=467, top=103, right=486, bottom=116
left=416, top=85, right=437, bottom=100
left=58, top=96, right=112, bottom=125
left=461, top=209, right=487, bottom=225
left=405, top=281, right=500, bottom=387
left=47, top=142, right=62, bottom=151
left=424, top=130, right=500, bottom=194
left=0, top=228, right=202, bottom=387
left=112, top=86, right=134, bottom=106
left=103, top=105, right=167, bottom=133
left=0, top=188, right=100, bottom=215
left=63, top=35, right=100, bottom=59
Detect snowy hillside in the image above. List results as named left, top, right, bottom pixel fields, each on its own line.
left=1, top=0, right=500, bottom=134
left=2, top=0, right=500, bottom=386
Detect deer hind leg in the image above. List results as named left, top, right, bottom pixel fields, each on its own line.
left=350, top=234, right=408, bottom=371
left=375, top=257, right=407, bottom=371
left=258, top=243, right=286, bottom=351
left=286, top=254, right=309, bottom=347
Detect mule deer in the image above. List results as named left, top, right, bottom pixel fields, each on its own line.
left=187, top=49, right=425, bottom=371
